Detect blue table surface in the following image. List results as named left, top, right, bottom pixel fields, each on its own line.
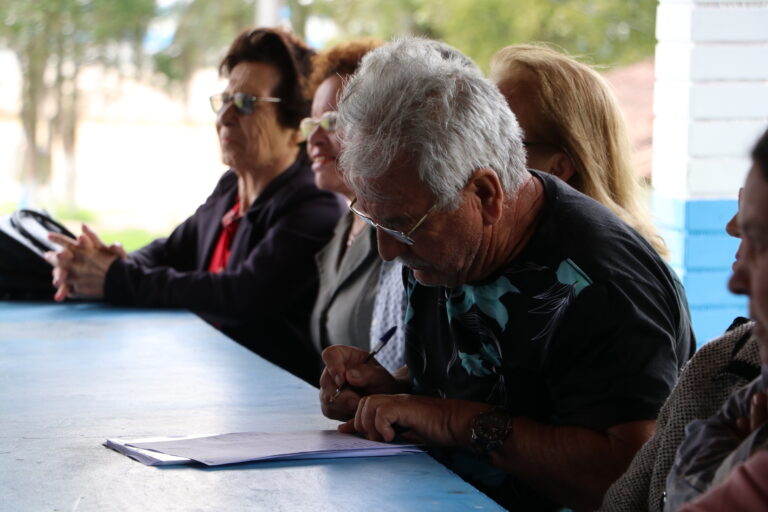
left=0, top=302, right=504, bottom=511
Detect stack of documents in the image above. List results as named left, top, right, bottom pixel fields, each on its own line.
left=105, top=430, right=422, bottom=466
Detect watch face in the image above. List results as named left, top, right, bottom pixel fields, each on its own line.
left=472, top=407, right=512, bottom=455
left=476, top=408, right=512, bottom=441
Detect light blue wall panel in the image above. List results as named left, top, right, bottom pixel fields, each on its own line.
left=684, top=270, right=748, bottom=307
left=685, top=233, right=740, bottom=269
left=691, top=306, right=750, bottom=347
left=653, top=194, right=747, bottom=347
left=652, top=195, right=738, bottom=232
left=686, top=199, right=739, bottom=232
left=652, top=194, right=687, bottom=231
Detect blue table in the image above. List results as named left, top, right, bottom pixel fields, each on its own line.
left=0, top=302, right=504, bottom=511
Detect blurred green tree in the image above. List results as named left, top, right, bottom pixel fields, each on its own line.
left=0, top=0, right=155, bottom=206
left=152, top=0, right=256, bottom=109
left=306, top=0, right=439, bottom=40
left=151, top=0, right=656, bottom=110
left=433, top=0, right=657, bottom=71
left=0, top=0, right=656, bottom=206
left=306, top=0, right=656, bottom=70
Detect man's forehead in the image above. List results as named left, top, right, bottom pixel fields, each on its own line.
left=356, top=185, right=428, bottom=215
left=357, top=165, right=429, bottom=205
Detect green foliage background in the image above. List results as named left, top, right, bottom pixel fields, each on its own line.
left=0, top=0, right=657, bottom=230
left=306, top=0, right=657, bottom=71
left=146, top=0, right=657, bottom=89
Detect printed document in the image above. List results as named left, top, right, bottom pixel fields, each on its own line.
left=105, top=430, right=421, bottom=466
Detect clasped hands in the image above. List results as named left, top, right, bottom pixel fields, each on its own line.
left=319, top=345, right=488, bottom=447
left=44, top=224, right=126, bottom=301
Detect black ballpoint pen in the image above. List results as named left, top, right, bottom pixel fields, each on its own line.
left=328, top=325, right=397, bottom=404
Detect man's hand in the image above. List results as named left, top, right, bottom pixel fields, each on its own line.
left=44, top=224, right=124, bottom=301
left=340, top=394, right=489, bottom=446
left=319, top=345, right=406, bottom=421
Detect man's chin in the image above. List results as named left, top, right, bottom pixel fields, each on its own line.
left=412, top=268, right=456, bottom=288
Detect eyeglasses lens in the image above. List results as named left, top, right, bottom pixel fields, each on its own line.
left=300, top=113, right=337, bottom=137
left=210, top=93, right=256, bottom=115
left=231, top=93, right=254, bottom=115
left=209, top=95, right=222, bottom=114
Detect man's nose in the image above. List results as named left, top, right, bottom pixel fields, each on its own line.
left=725, top=212, right=740, bottom=238
left=376, top=229, right=407, bottom=262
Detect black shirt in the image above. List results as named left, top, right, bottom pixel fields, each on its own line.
left=404, top=171, right=694, bottom=510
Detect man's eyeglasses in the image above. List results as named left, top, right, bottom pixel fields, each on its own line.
left=209, top=92, right=281, bottom=116
left=349, top=197, right=438, bottom=246
left=300, top=111, right=338, bottom=137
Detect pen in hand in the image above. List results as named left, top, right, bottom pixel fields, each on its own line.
left=328, top=325, right=398, bottom=404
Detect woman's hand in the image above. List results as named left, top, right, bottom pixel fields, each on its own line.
left=44, top=224, right=125, bottom=301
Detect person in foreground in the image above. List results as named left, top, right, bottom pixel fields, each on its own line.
left=304, top=38, right=406, bottom=373
left=318, top=38, right=692, bottom=511
left=45, top=28, right=344, bottom=383
left=663, top=128, right=768, bottom=512
left=598, top=190, right=759, bottom=511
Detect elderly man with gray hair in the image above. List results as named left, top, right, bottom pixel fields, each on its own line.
left=318, top=37, right=693, bottom=511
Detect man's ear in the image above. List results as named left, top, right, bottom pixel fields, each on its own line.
left=468, top=168, right=504, bottom=225
left=545, top=152, right=576, bottom=183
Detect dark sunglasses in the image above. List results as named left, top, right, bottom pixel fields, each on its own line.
left=209, top=92, right=281, bottom=116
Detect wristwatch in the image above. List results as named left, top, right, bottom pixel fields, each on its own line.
left=470, top=406, right=513, bottom=456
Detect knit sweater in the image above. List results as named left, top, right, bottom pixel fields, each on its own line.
left=598, top=319, right=759, bottom=512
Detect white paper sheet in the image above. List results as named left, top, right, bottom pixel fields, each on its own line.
left=105, top=430, right=421, bottom=466
left=104, top=436, right=195, bottom=466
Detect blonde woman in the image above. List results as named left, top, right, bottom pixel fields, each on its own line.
left=490, top=44, right=667, bottom=258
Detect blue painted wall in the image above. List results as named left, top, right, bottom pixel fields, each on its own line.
left=653, top=195, right=747, bottom=347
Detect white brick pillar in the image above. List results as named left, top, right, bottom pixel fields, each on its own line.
left=653, top=0, right=768, bottom=345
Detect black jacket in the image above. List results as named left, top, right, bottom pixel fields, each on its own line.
left=104, top=158, right=345, bottom=383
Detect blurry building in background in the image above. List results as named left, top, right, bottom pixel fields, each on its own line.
left=605, top=58, right=655, bottom=182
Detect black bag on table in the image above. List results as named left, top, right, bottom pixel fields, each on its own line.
left=0, top=209, right=75, bottom=300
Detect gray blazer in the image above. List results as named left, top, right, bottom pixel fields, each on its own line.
left=310, top=214, right=381, bottom=354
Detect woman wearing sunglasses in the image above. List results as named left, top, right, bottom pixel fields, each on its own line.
left=46, top=27, right=345, bottom=384
left=304, top=39, right=406, bottom=374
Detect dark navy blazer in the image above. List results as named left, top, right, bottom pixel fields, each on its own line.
left=104, top=157, right=345, bottom=383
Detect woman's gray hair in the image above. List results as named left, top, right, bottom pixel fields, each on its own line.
left=337, top=37, right=527, bottom=209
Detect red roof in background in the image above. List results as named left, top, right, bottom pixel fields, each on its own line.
left=604, top=58, right=655, bottom=180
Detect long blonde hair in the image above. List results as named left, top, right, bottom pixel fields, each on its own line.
left=490, top=44, right=667, bottom=258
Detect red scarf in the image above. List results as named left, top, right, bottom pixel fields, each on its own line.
left=208, top=198, right=242, bottom=273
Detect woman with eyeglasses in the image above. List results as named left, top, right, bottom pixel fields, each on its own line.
left=303, top=39, right=406, bottom=374
left=46, top=27, right=344, bottom=384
